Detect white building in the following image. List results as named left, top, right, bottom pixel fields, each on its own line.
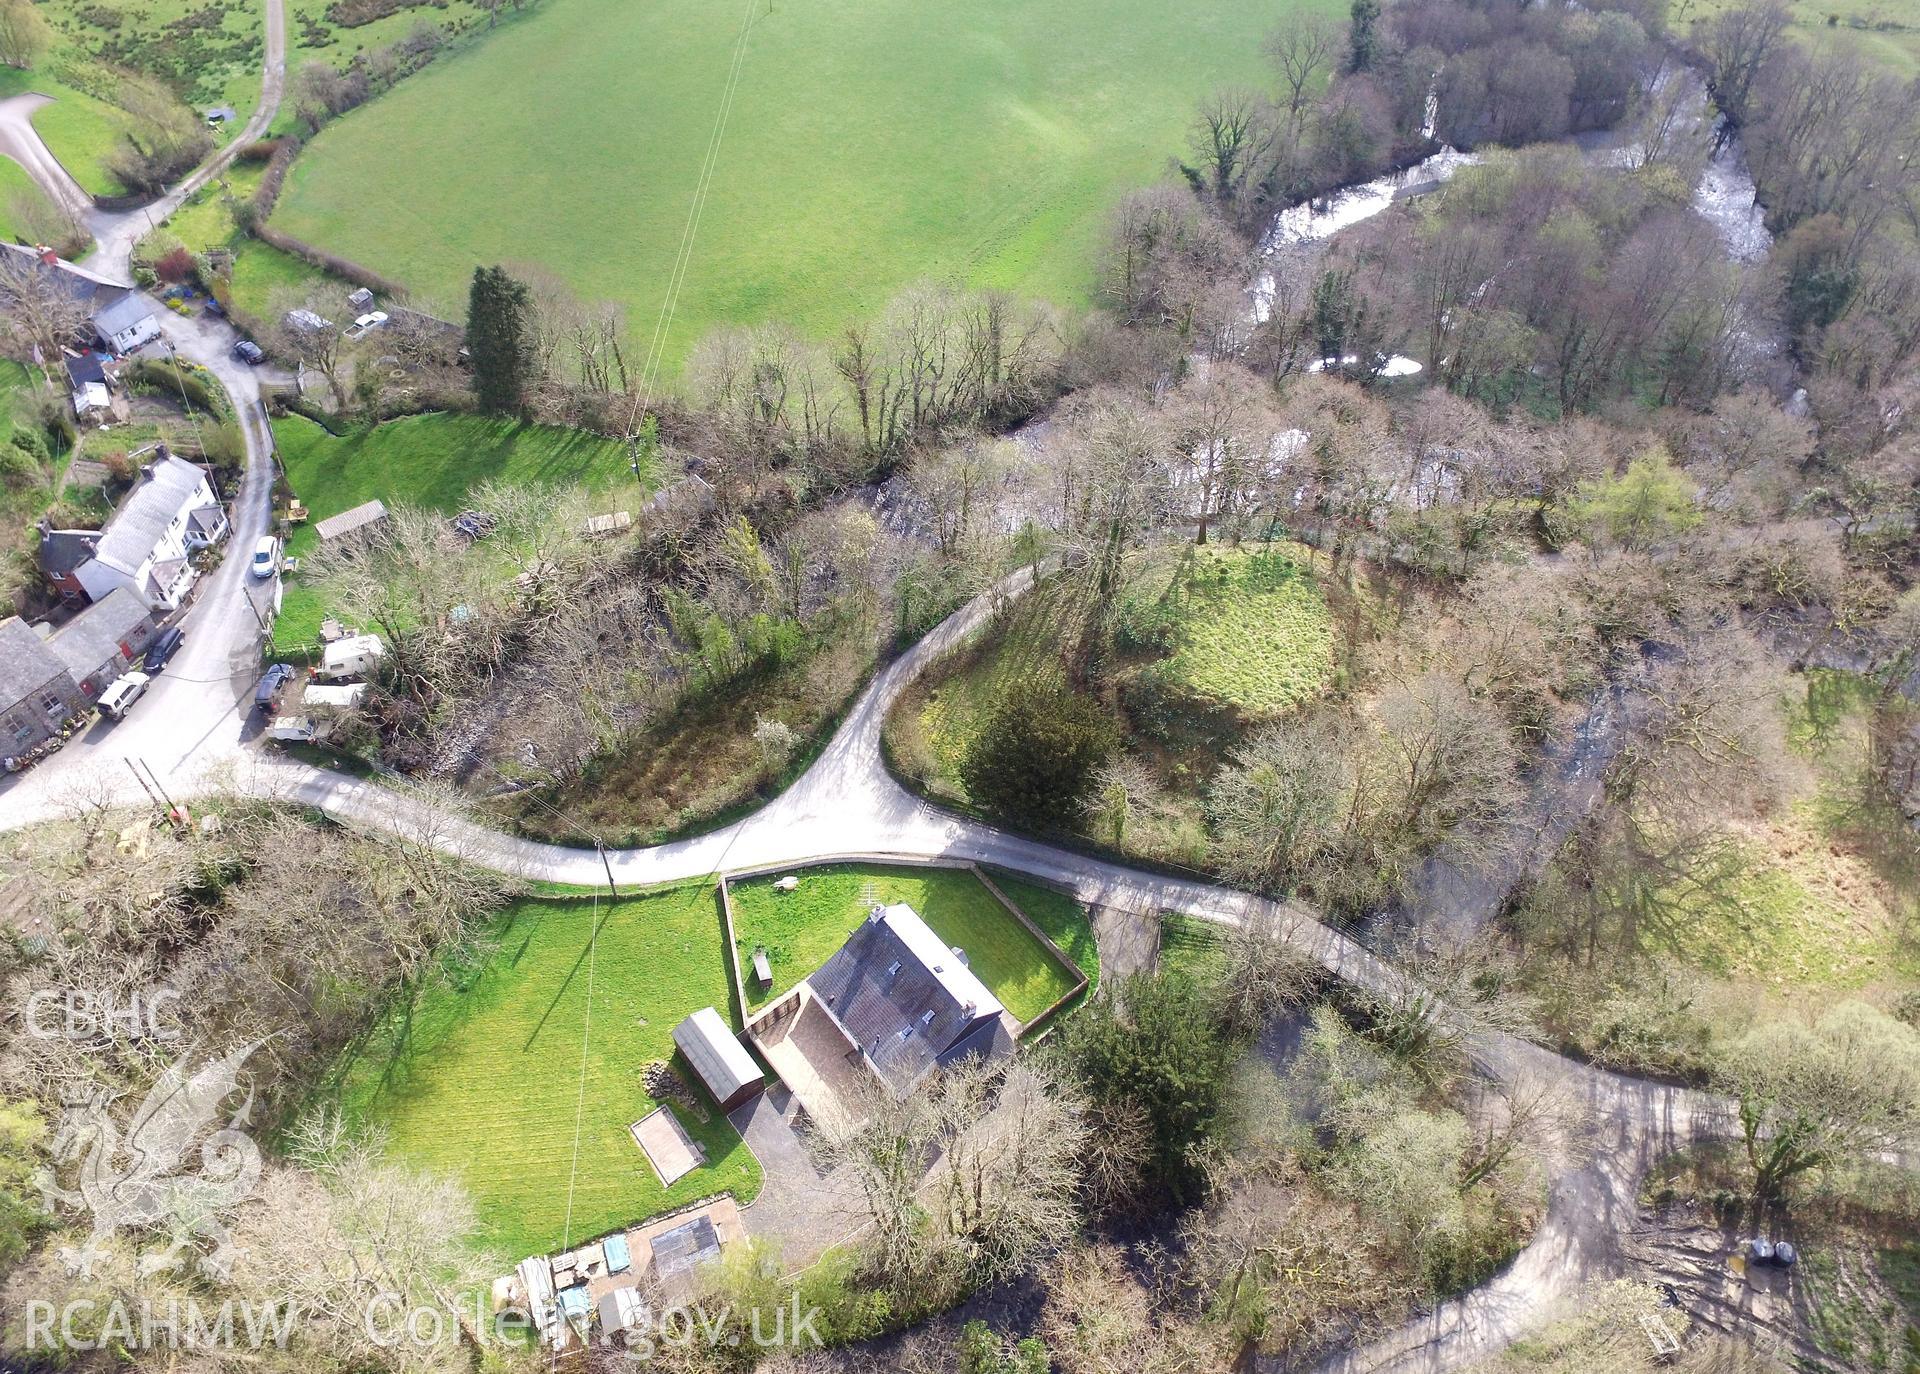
left=92, top=294, right=161, bottom=355
left=69, top=454, right=228, bottom=611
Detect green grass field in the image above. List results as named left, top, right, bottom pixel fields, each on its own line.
left=151, top=165, right=344, bottom=318
left=728, top=863, right=1088, bottom=1024
left=278, top=0, right=496, bottom=131
left=1156, top=545, right=1335, bottom=715
left=275, top=411, right=642, bottom=522
left=1688, top=0, right=1918, bottom=76
left=0, top=158, right=61, bottom=244
left=41, top=0, right=265, bottom=114
left=1657, top=670, right=1920, bottom=992
left=0, top=67, right=131, bottom=198
left=273, top=0, right=1322, bottom=373
left=1157, top=912, right=1228, bottom=983
left=315, top=888, right=761, bottom=1261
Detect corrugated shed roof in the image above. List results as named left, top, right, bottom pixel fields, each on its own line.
left=94, top=455, right=209, bottom=572
left=0, top=618, right=71, bottom=708
left=805, top=903, right=1002, bottom=1093
left=650, top=1216, right=721, bottom=1278
left=47, top=588, right=152, bottom=677
left=672, top=1007, right=760, bottom=1104
left=315, top=499, right=388, bottom=542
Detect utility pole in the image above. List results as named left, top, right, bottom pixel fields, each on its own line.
left=595, top=842, right=618, bottom=902
left=140, top=758, right=180, bottom=820
left=124, top=759, right=163, bottom=814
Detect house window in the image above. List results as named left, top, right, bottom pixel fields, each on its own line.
left=12, top=724, right=33, bottom=747
left=886, top=961, right=902, bottom=977
left=40, top=691, right=65, bottom=716
left=897, top=1026, right=914, bottom=1041
left=920, top=1010, right=935, bottom=1026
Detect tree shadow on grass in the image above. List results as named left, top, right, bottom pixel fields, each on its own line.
left=519, top=897, right=624, bottom=1053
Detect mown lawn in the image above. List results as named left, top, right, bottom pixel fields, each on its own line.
left=275, top=412, right=642, bottom=521
left=272, top=0, right=1332, bottom=373
left=728, top=863, right=1088, bottom=1025
left=985, top=868, right=1101, bottom=996
left=314, top=887, right=761, bottom=1262
left=1156, top=545, right=1334, bottom=715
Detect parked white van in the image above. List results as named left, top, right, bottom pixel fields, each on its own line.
left=97, top=671, right=152, bottom=721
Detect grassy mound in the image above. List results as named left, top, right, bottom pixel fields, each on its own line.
left=315, top=887, right=760, bottom=1261
left=1152, top=545, right=1335, bottom=715
left=727, top=863, right=1090, bottom=1025
left=271, top=0, right=1331, bottom=370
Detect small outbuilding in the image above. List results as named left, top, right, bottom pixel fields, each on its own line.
left=317, top=633, right=385, bottom=682
left=670, top=1007, right=762, bottom=1111
left=581, top=511, right=632, bottom=539
left=92, top=294, right=160, bottom=355
left=314, top=499, right=389, bottom=544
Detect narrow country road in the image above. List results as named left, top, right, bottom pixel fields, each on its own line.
left=0, top=0, right=287, bottom=284
left=86, top=0, right=287, bottom=283
left=0, top=551, right=1754, bottom=1374
left=0, top=94, right=94, bottom=225
left=0, top=0, right=289, bottom=807
left=0, top=17, right=1867, bottom=1368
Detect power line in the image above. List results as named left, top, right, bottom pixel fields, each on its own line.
left=622, top=0, right=762, bottom=444
left=551, top=885, right=598, bottom=1370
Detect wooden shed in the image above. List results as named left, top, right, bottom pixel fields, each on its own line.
left=671, top=1007, right=763, bottom=1111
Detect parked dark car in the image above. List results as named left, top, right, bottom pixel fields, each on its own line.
left=231, top=340, right=265, bottom=365
left=143, top=625, right=185, bottom=672
left=254, top=663, right=295, bottom=713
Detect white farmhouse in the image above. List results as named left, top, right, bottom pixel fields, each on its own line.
left=64, top=454, right=229, bottom=611
left=91, top=293, right=161, bottom=356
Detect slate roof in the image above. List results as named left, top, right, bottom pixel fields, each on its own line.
left=94, top=455, right=208, bottom=572
left=0, top=244, right=127, bottom=314
left=146, top=558, right=189, bottom=603
left=805, top=903, right=1002, bottom=1092
left=64, top=351, right=107, bottom=388
left=188, top=506, right=225, bottom=538
left=38, top=528, right=99, bottom=578
left=0, top=619, right=70, bottom=710
left=93, top=294, right=156, bottom=339
left=47, top=588, right=152, bottom=677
